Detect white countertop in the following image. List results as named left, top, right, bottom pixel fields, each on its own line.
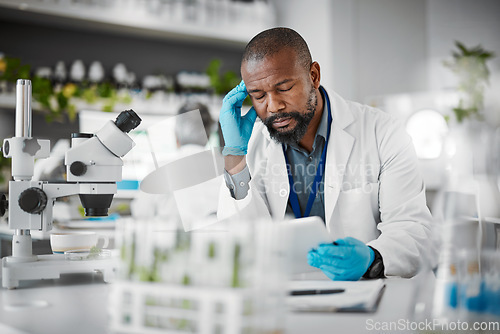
left=0, top=273, right=110, bottom=334
left=0, top=270, right=433, bottom=334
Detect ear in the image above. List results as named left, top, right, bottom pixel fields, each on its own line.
left=310, top=61, right=321, bottom=89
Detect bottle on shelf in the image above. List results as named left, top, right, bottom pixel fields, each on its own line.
left=88, top=61, right=105, bottom=84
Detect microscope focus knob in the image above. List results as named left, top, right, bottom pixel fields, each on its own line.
left=70, top=161, right=87, bottom=176
left=18, top=187, right=47, bottom=214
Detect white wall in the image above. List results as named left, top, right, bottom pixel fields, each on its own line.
left=331, top=0, right=358, bottom=100
left=426, top=0, right=500, bottom=124
left=330, top=0, right=428, bottom=102
left=325, top=0, right=500, bottom=114
left=274, top=0, right=335, bottom=92
left=274, top=0, right=428, bottom=102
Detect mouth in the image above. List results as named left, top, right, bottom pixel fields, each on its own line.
left=272, top=117, right=293, bottom=129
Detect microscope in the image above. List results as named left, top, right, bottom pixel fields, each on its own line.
left=0, top=79, right=141, bottom=288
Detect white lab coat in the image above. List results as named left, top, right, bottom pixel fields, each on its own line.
left=217, top=89, right=436, bottom=278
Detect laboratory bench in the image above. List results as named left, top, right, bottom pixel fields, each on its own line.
left=0, top=270, right=430, bottom=334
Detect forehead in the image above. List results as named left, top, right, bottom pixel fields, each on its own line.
left=241, top=50, right=305, bottom=89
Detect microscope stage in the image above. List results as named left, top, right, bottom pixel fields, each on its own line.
left=2, top=253, right=118, bottom=289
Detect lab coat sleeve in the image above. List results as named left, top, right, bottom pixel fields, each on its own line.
left=366, top=115, right=437, bottom=278
left=217, top=175, right=272, bottom=222
left=217, top=124, right=274, bottom=222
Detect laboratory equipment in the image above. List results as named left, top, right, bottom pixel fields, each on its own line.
left=0, top=79, right=141, bottom=289
left=112, top=217, right=286, bottom=334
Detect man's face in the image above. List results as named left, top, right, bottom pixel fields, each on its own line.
left=241, top=49, right=319, bottom=145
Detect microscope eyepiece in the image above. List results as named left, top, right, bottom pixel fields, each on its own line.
left=114, top=109, right=142, bottom=133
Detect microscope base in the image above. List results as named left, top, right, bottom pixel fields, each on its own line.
left=1, top=254, right=117, bottom=289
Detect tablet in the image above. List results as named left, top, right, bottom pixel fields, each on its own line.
left=277, top=216, right=333, bottom=275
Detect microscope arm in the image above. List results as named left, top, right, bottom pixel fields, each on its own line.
left=42, top=182, right=117, bottom=199
left=8, top=182, right=117, bottom=233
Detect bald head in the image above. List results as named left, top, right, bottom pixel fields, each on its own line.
left=242, top=27, right=312, bottom=72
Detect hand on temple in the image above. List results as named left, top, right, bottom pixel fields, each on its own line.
left=219, top=80, right=257, bottom=156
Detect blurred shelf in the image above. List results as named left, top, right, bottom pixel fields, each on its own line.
left=0, top=91, right=223, bottom=118
left=0, top=91, right=171, bottom=115
left=0, top=0, right=275, bottom=48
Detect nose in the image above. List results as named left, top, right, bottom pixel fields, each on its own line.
left=267, top=93, right=285, bottom=114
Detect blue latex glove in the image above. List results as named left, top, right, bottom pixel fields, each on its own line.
left=307, top=237, right=375, bottom=281
left=219, top=80, right=258, bottom=156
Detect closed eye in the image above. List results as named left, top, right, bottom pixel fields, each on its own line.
left=278, top=85, right=294, bottom=92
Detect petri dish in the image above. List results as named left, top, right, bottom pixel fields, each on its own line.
left=64, top=249, right=112, bottom=261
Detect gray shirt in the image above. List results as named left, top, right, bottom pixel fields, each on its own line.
left=283, top=93, right=328, bottom=221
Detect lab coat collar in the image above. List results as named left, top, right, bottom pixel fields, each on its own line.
left=323, top=89, right=355, bottom=228
left=327, top=89, right=355, bottom=130
left=259, top=87, right=356, bottom=225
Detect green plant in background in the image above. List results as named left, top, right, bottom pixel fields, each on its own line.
left=0, top=155, right=10, bottom=185
left=32, top=77, right=132, bottom=122
left=206, top=58, right=252, bottom=106
left=31, top=76, right=78, bottom=122
left=206, top=59, right=240, bottom=95
left=0, top=56, right=74, bottom=122
left=2, top=56, right=248, bottom=122
left=231, top=243, right=241, bottom=288
left=0, top=56, right=30, bottom=82
left=443, top=41, right=495, bottom=123
left=0, top=55, right=132, bottom=123
left=80, top=81, right=132, bottom=113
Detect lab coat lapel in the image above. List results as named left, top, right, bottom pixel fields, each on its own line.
left=264, top=129, right=288, bottom=219
left=324, top=91, right=355, bottom=229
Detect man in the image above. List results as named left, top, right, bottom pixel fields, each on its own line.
left=217, top=27, right=435, bottom=280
